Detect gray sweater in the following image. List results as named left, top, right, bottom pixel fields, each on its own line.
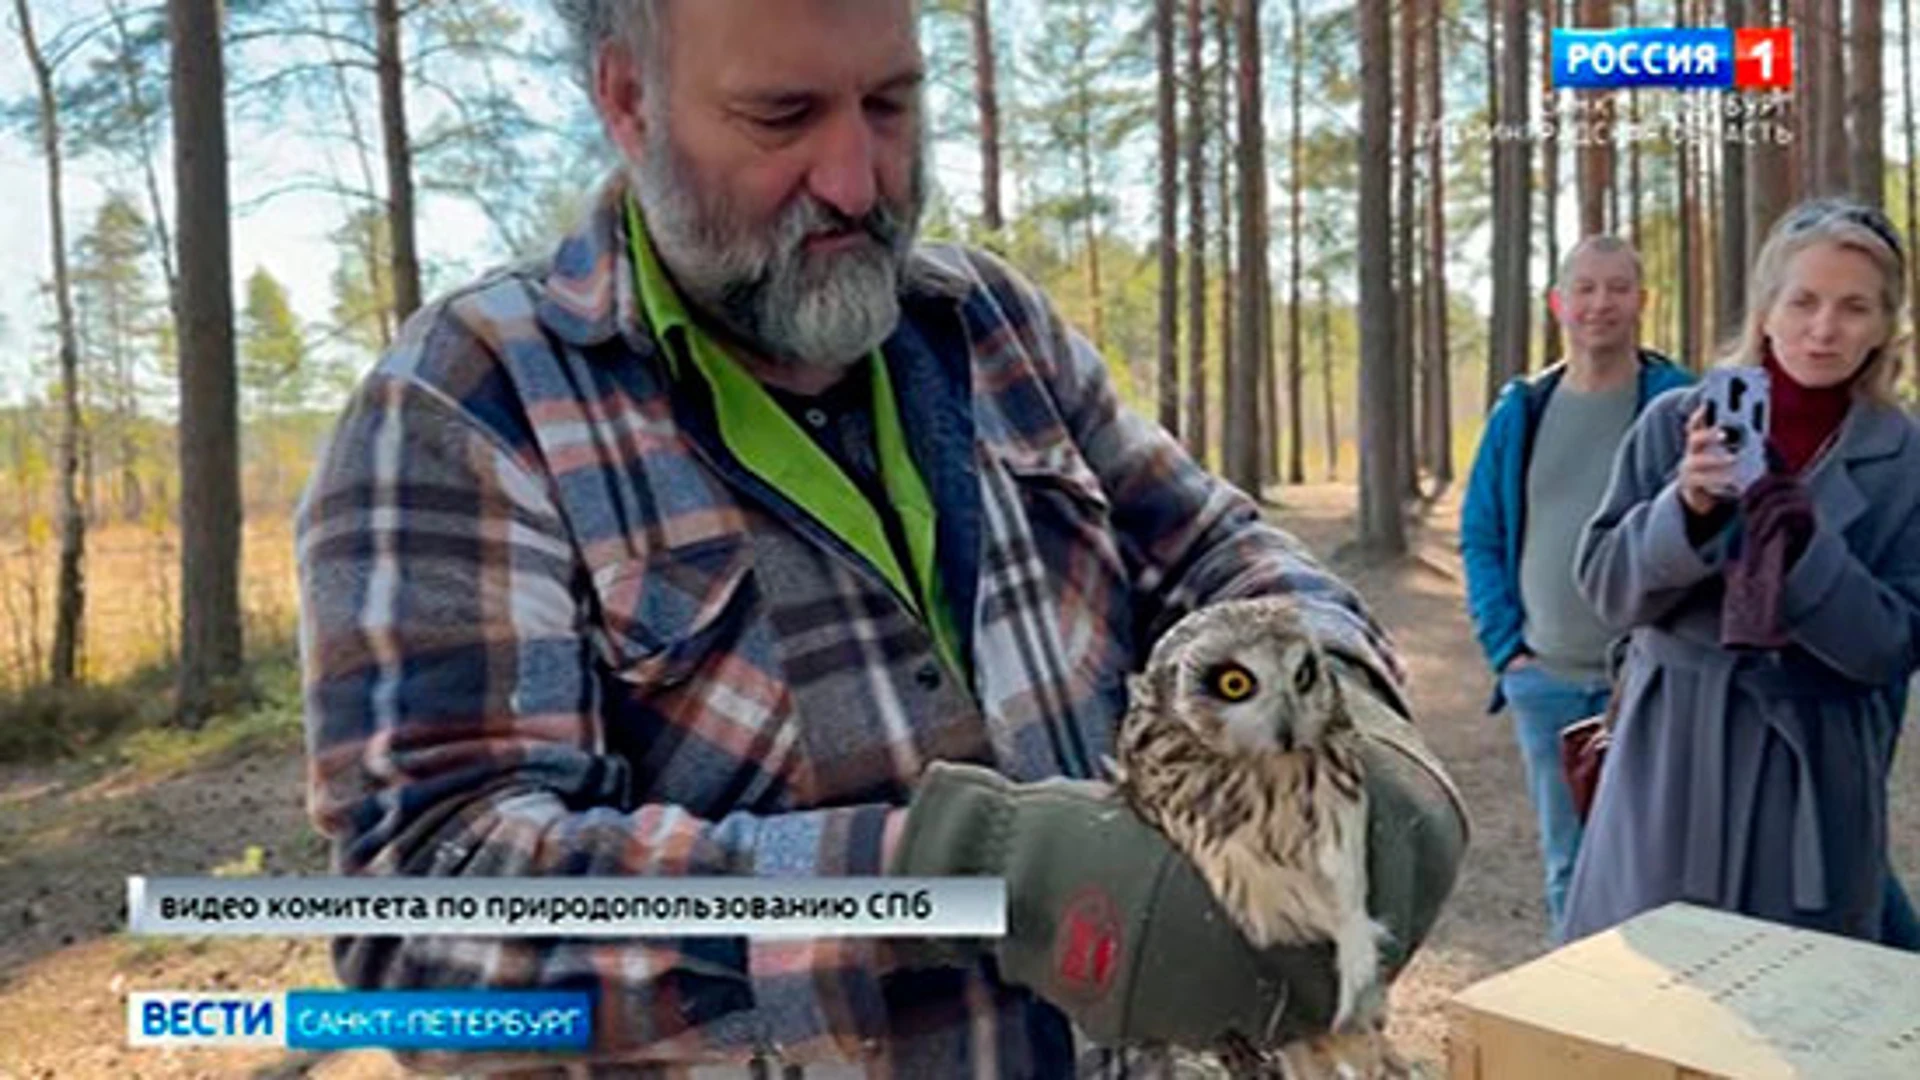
left=1519, top=378, right=1638, bottom=681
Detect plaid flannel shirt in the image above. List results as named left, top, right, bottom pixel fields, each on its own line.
left=297, top=175, right=1408, bottom=1078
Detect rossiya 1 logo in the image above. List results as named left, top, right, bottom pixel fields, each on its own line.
left=1552, top=28, right=1792, bottom=91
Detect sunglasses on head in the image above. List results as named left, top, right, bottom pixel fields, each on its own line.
left=1785, top=200, right=1906, bottom=271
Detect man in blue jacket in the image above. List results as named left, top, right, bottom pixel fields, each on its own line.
left=1461, top=236, right=1692, bottom=941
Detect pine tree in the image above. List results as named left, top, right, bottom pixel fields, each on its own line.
left=1357, top=0, right=1404, bottom=554
left=330, top=208, right=398, bottom=353
left=172, top=0, right=245, bottom=723
left=240, top=268, right=308, bottom=421
left=1022, top=0, right=1149, bottom=357
left=72, top=193, right=164, bottom=522
left=14, top=0, right=88, bottom=686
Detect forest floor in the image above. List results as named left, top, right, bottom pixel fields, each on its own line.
left=0, top=483, right=1914, bottom=1079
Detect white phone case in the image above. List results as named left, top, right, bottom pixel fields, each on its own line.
left=1701, top=366, right=1770, bottom=494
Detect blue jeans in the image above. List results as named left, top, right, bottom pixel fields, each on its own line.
left=1503, top=663, right=1611, bottom=943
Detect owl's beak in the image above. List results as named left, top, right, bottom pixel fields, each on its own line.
left=1270, top=708, right=1296, bottom=752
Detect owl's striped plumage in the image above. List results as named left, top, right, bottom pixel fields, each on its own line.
left=1114, top=597, right=1385, bottom=1057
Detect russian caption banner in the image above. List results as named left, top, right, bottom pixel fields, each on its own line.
left=127, top=875, right=1007, bottom=938
left=128, top=990, right=593, bottom=1051
left=1551, top=27, right=1793, bottom=91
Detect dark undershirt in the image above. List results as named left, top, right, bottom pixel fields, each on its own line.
left=762, top=359, right=922, bottom=600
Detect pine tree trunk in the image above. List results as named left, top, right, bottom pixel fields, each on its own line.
left=1576, top=0, right=1614, bottom=236
left=119, top=380, right=142, bottom=522
left=1681, top=106, right=1697, bottom=365
left=1794, top=0, right=1814, bottom=195
left=1319, top=271, right=1338, bottom=480
left=9, top=416, right=47, bottom=681
left=1396, top=0, right=1419, bottom=497
left=1405, top=0, right=1420, bottom=495
left=1748, top=0, right=1794, bottom=239
left=1358, top=0, right=1404, bottom=555
left=1904, top=0, right=1919, bottom=396
left=1680, top=106, right=1701, bottom=366
left=1491, top=0, right=1533, bottom=395
left=1156, top=0, right=1180, bottom=436
left=1286, top=0, right=1306, bottom=485
left=1629, top=0, right=1643, bottom=250
left=1082, top=211, right=1106, bottom=354
left=15, top=0, right=86, bottom=687
left=1848, top=0, right=1883, bottom=207
left=1260, top=276, right=1276, bottom=489
left=1815, top=0, right=1848, bottom=195
left=1483, top=0, right=1501, bottom=408
left=1409, top=182, right=1425, bottom=484
left=1675, top=0, right=1701, bottom=369
left=82, top=366, right=98, bottom=529
left=375, top=0, right=422, bottom=322
left=1185, top=0, right=1209, bottom=460
left=1217, top=0, right=1234, bottom=468
left=1719, top=0, right=1750, bottom=340
left=972, top=0, right=1004, bottom=232
left=1230, top=0, right=1266, bottom=494
left=1073, top=185, right=1108, bottom=362
left=1705, top=117, right=1720, bottom=340
left=1609, top=108, right=1623, bottom=234
left=1070, top=0, right=1109, bottom=360
left=1424, top=0, right=1453, bottom=488
left=1712, top=116, right=1728, bottom=338
left=1542, top=0, right=1562, bottom=371
left=109, top=325, right=136, bottom=522
left=1228, top=0, right=1265, bottom=495
left=1259, top=248, right=1276, bottom=490
left=171, top=0, right=245, bottom=722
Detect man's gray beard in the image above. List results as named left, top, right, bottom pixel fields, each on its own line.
left=631, top=125, right=922, bottom=371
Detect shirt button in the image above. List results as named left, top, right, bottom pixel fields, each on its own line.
left=914, top=662, right=942, bottom=691
left=804, top=407, right=829, bottom=429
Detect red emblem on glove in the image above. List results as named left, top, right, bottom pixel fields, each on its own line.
left=1053, top=886, right=1122, bottom=997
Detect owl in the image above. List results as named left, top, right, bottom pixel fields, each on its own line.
left=1113, top=597, right=1389, bottom=1076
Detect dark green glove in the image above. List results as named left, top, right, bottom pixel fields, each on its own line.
left=890, top=761, right=1316, bottom=1048
left=891, top=673, right=1468, bottom=1050
left=1335, top=667, right=1470, bottom=980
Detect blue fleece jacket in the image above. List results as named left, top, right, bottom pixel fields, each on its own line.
left=1460, top=350, right=1694, bottom=711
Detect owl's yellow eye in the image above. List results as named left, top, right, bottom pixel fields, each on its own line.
left=1210, top=664, right=1258, bottom=702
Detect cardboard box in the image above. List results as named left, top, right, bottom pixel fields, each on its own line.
left=1448, top=903, right=1920, bottom=1079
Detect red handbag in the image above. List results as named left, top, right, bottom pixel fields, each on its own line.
left=1560, top=638, right=1630, bottom=823
left=1559, top=710, right=1612, bottom=823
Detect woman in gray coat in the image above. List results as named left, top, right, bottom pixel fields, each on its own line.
left=1564, top=200, right=1920, bottom=944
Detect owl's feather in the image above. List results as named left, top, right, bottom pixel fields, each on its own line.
left=1114, top=598, right=1390, bottom=1075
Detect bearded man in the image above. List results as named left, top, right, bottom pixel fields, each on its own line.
left=295, top=1, right=1466, bottom=1075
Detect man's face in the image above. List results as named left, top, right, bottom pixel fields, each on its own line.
left=1555, top=249, right=1644, bottom=356
left=626, top=0, right=927, bottom=370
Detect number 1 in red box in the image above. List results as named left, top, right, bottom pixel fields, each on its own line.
left=1734, top=28, right=1793, bottom=90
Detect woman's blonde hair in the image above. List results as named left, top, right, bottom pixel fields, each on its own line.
left=1718, top=198, right=1908, bottom=405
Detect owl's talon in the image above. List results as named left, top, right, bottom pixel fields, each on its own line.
left=1216, top=1033, right=1280, bottom=1078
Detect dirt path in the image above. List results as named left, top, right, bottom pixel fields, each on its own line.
left=1, top=483, right=1913, bottom=1078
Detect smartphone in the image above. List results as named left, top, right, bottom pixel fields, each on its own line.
left=1700, top=366, right=1770, bottom=495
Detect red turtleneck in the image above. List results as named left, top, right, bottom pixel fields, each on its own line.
left=1764, top=349, right=1853, bottom=475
